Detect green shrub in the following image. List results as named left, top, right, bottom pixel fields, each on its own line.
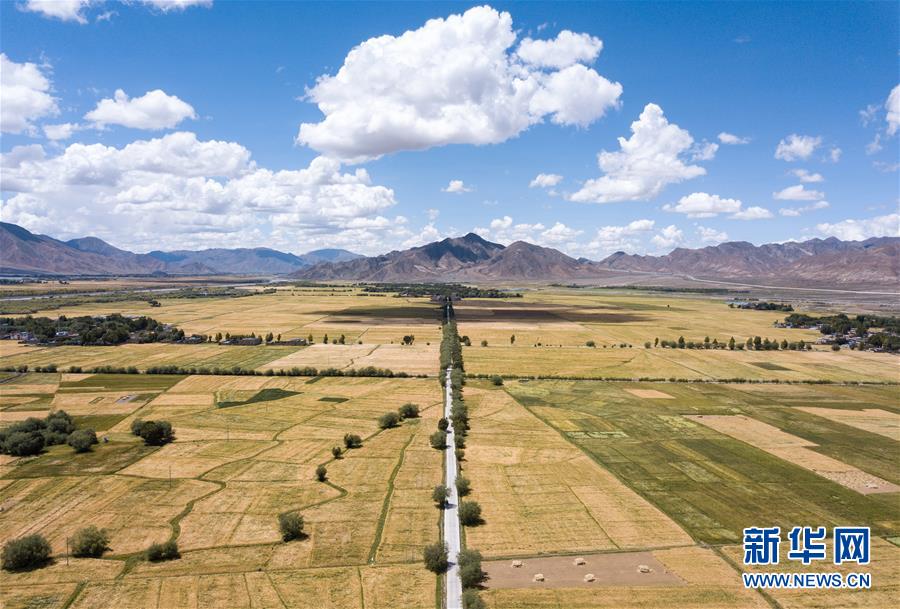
left=2, top=431, right=45, bottom=456
left=2, top=534, right=51, bottom=571
left=146, top=540, right=179, bottom=562
left=71, top=526, right=110, bottom=558
left=459, top=501, right=482, bottom=526
left=437, top=417, right=449, bottom=431
left=130, top=419, right=145, bottom=436
left=343, top=433, right=362, bottom=449
left=458, top=548, right=486, bottom=588
left=456, top=476, right=471, bottom=497
left=462, top=589, right=486, bottom=609
left=331, top=446, right=343, bottom=458
left=278, top=512, right=305, bottom=541
left=423, top=542, right=448, bottom=573
left=398, top=403, right=420, bottom=419
left=378, top=412, right=400, bottom=429
left=432, top=484, right=449, bottom=507
left=429, top=430, right=447, bottom=449
left=67, top=429, right=98, bottom=453
left=135, top=421, right=175, bottom=446
left=315, top=465, right=327, bottom=482
left=491, top=375, right=503, bottom=386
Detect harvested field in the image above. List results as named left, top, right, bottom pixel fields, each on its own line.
left=625, top=388, right=674, bottom=399
left=259, top=343, right=436, bottom=375
left=797, top=407, right=900, bottom=440
left=483, top=550, right=683, bottom=589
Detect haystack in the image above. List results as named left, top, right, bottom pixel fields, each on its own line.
left=511, top=560, right=523, bottom=568
left=584, top=573, right=595, bottom=582
left=533, top=573, right=545, bottom=582
left=573, top=557, right=586, bottom=566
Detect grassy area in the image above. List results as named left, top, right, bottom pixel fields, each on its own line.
left=504, top=380, right=900, bottom=544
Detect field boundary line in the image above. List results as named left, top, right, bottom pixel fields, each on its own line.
left=710, top=545, right=783, bottom=609
left=367, top=423, right=418, bottom=563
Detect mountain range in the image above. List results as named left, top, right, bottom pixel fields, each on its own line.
left=1, top=221, right=896, bottom=289
left=291, top=232, right=899, bottom=289
left=0, top=222, right=361, bottom=276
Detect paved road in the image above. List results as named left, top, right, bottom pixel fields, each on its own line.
left=443, top=365, right=463, bottom=609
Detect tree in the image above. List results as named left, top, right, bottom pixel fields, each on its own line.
left=462, top=589, right=486, bottom=609
left=644, top=341, right=651, bottom=349
left=338, top=334, right=346, bottom=344
left=677, top=336, right=686, bottom=349
left=753, top=336, right=762, bottom=349
left=491, top=375, right=503, bottom=386
left=71, top=526, right=110, bottom=558
left=458, top=501, right=482, bottom=526
left=458, top=548, right=487, bottom=588
left=378, top=412, right=400, bottom=429
left=402, top=334, right=415, bottom=345
left=831, top=343, right=841, bottom=351
left=2, top=534, right=51, bottom=571
left=278, top=512, right=304, bottom=541
left=728, top=336, right=736, bottom=350
left=130, top=419, right=145, bottom=436
left=429, top=430, right=447, bottom=449
left=146, top=540, right=180, bottom=562
left=343, top=433, right=362, bottom=449
left=398, top=403, right=420, bottom=419
left=308, top=333, right=314, bottom=344
left=437, top=418, right=449, bottom=432
left=586, top=340, right=596, bottom=347
left=432, top=484, right=450, bottom=508
left=215, top=332, right=222, bottom=342
left=315, top=465, right=327, bottom=482
left=67, top=429, right=98, bottom=453
left=480, top=340, right=488, bottom=347
left=323, top=333, right=329, bottom=344
left=136, top=421, right=175, bottom=446
left=2, top=432, right=44, bottom=457
left=456, top=476, right=471, bottom=497
left=331, top=446, right=343, bottom=459
left=423, top=542, right=449, bottom=573
left=510, top=334, right=516, bottom=345
left=277, top=333, right=282, bottom=342
left=265, top=332, right=274, bottom=343
left=654, top=337, right=659, bottom=347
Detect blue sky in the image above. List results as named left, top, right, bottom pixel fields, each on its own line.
left=1, top=0, right=898, bottom=257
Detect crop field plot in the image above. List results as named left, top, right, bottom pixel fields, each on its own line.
left=463, top=385, right=691, bottom=557
left=503, top=380, right=900, bottom=546
left=1, top=372, right=441, bottom=609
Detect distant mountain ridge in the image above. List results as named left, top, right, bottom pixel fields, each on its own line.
left=292, top=232, right=899, bottom=288
left=0, top=222, right=361, bottom=276
left=2, top=221, right=896, bottom=288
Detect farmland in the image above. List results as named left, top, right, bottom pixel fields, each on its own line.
left=1, top=285, right=898, bottom=609
left=1, top=372, right=443, bottom=609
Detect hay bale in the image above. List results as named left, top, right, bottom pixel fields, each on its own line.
left=573, top=557, right=586, bottom=566
left=533, top=573, right=545, bottom=582
left=638, top=564, right=652, bottom=573
left=584, top=573, right=595, bottom=582
left=511, top=560, right=523, bottom=568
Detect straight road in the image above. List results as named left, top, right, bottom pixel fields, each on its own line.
left=443, top=364, right=463, bottom=609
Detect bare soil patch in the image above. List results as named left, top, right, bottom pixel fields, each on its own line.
left=625, top=388, right=674, bottom=399
left=482, top=550, right=684, bottom=589
left=797, top=407, right=900, bottom=440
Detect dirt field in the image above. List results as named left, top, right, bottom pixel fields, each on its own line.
left=797, top=407, right=900, bottom=440
left=483, top=550, right=683, bottom=589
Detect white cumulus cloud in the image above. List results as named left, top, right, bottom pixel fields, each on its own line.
left=790, top=169, right=824, bottom=183
left=731, top=206, right=773, bottom=220
left=516, top=30, right=602, bottom=69
left=887, top=84, right=900, bottom=136
left=663, top=192, right=741, bottom=218
left=529, top=173, right=562, bottom=188
left=569, top=103, right=706, bottom=204
left=773, top=184, right=825, bottom=201
left=42, top=122, right=79, bottom=141
left=0, top=54, right=59, bottom=135
left=296, top=6, right=622, bottom=162
left=816, top=213, right=899, bottom=241
left=442, top=179, right=472, bottom=194
left=21, top=0, right=91, bottom=23
left=0, top=132, right=400, bottom=253
left=778, top=201, right=829, bottom=217
left=717, top=132, right=749, bottom=145
left=775, top=134, right=822, bottom=161
left=85, top=89, right=197, bottom=130
left=651, top=224, right=684, bottom=249
left=697, top=226, right=728, bottom=243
